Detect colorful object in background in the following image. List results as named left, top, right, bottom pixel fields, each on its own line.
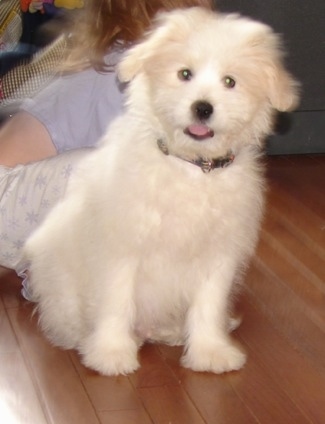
left=20, top=0, right=84, bottom=14
left=20, top=1, right=53, bottom=14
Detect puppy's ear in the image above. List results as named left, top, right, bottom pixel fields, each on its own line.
left=117, top=36, right=158, bottom=82
left=267, top=64, right=300, bottom=112
left=261, top=30, right=300, bottom=111
left=243, top=20, right=300, bottom=112
left=118, top=7, right=208, bottom=82
left=117, top=11, right=176, bottom=82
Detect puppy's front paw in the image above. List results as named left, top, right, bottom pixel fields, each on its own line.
left=181, top=342, right=246, bottom=374
left=80, top=336, right=140, bottom=376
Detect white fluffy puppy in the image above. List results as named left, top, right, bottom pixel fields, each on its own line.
left=24, top=7, right=299, bottom=376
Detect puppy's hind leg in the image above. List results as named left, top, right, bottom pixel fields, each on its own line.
left=28, top=265, right=85, bottom=350
left=79, top=259, right=140, bottom=376
left=228, top=315, right=242, bottom=332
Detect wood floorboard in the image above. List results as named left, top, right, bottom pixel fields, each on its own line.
left=0, top=352, right=48, bottom=424
left=0, top=308, right=19, bottom=353
left=98, top=409, right=152, bottom=424
left=266, top=188, right=325, bottom=252
left=0, top=154, right=324, bottom=423
left=158, top=345, right=261, bottom=424
left=138, top=385, right=206, bottom=424
left=7, top=305, right=100, bottom=424
left=238, top=294, right=325, bottom=424
left=262, top=214, right=325, bottom=284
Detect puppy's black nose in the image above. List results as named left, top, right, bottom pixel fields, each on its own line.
left=192, top=101, right=213, bottom=120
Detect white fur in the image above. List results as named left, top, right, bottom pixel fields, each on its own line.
left=24, top=8, right=299, bottom=376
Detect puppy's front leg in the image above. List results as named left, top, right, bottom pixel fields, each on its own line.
left=182, top=261, right=246, bottom=374
left=79, top=261, right=140, bottom=376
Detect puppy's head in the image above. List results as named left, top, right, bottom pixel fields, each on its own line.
left=118, top=7, right=300, bottom=157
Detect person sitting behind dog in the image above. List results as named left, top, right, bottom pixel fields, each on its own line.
left=0, top=0, right=214, bottom=276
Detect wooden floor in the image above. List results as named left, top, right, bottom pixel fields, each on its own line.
left=0, top=154, right=324, bottom=424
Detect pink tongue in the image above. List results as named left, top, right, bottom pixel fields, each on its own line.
left=187, top=124, right=213, bottom=137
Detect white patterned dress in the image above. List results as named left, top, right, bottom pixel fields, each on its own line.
left=0, top=148, right=91, bottom=274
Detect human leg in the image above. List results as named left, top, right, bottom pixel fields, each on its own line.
left=0, top=112, right=57, bottom=166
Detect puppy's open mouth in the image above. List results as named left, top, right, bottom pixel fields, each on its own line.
left=184, top=124, right=215, bottom=141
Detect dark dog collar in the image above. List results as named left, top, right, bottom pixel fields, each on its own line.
left=157, top=139, right=234, bottom=173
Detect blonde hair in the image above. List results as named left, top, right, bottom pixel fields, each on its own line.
left=65, top=0, right=214, bottom=71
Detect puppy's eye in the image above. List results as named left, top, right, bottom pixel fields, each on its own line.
left=223, top=76, right=236, bottom=88
left=178, top=69, right=192, bottom=81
